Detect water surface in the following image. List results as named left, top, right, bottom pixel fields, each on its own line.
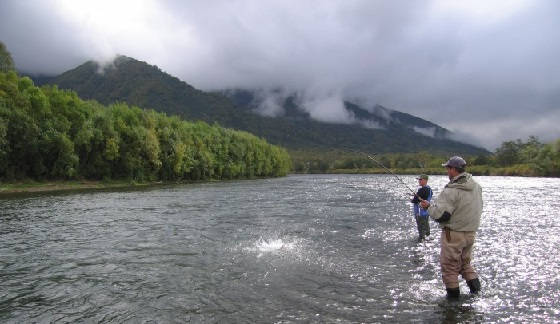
left=1, top=174, right=559, bottom=322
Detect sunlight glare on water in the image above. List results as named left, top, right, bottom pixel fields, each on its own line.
left=0, top=174, right=559, bottom=323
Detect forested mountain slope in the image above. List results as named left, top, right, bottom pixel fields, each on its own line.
left=0, top=71, right=291, bottom=181
left=44, top=56, right=488, bottom=155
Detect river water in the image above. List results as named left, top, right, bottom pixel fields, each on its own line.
left=1, top=174, right=559, bottom=323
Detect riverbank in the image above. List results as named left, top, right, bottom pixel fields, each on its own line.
left=0, top=176, right=282, bottom=196
left=0, top=180, right=167, bottom=196
left=1, top=163, right=553, bottom=195
left=323, top=164, right=551, bottom=177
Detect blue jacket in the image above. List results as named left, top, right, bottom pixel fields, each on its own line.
left=412, top=185, right=432, bottom=217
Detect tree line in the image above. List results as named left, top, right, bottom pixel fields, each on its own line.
left=0, top=71, right=291, bottom=181
left=291, top=136, right=560, bottom=177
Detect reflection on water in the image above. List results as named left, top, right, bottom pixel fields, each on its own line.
left=1, top=175, right=559, bottom=322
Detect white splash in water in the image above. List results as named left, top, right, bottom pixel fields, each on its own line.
left=241, top=238, right=300, bottom=258
left=255, top=238, right=296, bottom=253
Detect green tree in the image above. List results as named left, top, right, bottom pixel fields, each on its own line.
left=472, top=154, right=490, bottom=165
left=0, top=42, right=15, bottom=72
left=534, top=139, right=560, bottom=176
left=495, top=140, right=522, bottom=166
left=519, top=136, right=543, bottom=163
left=0, top=72, right=291, bottom=181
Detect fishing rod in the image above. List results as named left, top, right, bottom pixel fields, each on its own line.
left=344, top=148, right=425, bottom=201
left=365, top=153, right=424, bottom=200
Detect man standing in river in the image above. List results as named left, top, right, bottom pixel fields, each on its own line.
left=411, top=174, right=432, bottom=242
left=420, top=156, right=483, bottom=299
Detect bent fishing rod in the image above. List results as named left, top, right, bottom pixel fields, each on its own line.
left=344, top=148, right=425, bottom=201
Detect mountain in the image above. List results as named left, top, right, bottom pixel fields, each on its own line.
left=40, top=56, right=236, bottom=123
left=221, top=89, right=453, bottom=139
left=43, top=56, right=488, bottom=155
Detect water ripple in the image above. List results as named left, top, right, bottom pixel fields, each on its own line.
left=1, top=175, right=559, bottom=322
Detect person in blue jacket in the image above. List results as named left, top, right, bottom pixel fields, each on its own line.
left=411, top=174, right=432, bottom=242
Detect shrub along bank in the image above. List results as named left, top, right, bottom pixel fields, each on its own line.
left=291, top=137, right=560, bottom=177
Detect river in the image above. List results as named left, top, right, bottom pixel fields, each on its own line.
left=1, top=174, right=559, bottom=323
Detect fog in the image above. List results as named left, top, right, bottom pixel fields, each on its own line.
left=1, top=0, right=559, bottom=149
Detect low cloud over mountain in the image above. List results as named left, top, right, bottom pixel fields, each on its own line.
left=1, top=1, right=559, bottom=148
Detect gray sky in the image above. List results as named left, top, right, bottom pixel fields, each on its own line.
left=1, top=0, right=559, bottom=149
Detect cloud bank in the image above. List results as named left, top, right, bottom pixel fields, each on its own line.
left=1, top=0, right=559, bottom=149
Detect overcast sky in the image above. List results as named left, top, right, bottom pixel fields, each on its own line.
left=1, top=0, right=559, bottom=149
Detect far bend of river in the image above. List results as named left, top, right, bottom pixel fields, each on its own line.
left=1, top=174, right=559, bottom=323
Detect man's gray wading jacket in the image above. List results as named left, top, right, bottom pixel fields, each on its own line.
left=427, top=173, right=483, bottom=232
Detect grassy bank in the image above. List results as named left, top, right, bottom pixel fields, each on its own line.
left=324, top=164, right=547, bottom=177
left=0, top=166, right=548, bottom=196
left=0, top=180, right=165, bottom=196
left=0, top=175, right=286, bottom=196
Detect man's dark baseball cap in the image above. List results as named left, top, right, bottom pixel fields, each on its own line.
left=442, top=156, right=466, bottom=168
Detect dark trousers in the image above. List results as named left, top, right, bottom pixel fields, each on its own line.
left=415, top=215, right=430, bottom=239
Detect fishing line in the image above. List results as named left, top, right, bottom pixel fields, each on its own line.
left=342, top=148, right=424, bottom=201
left=365, top=153, right=419, bottom=196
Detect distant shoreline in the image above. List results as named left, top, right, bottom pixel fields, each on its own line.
left=0, top=177, right=273, bottom=196
left=315, top=166, right=554, bottom=177
left=1, top=167, right=554, bottom=196
left=0, top=180, right=166, bottom=196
